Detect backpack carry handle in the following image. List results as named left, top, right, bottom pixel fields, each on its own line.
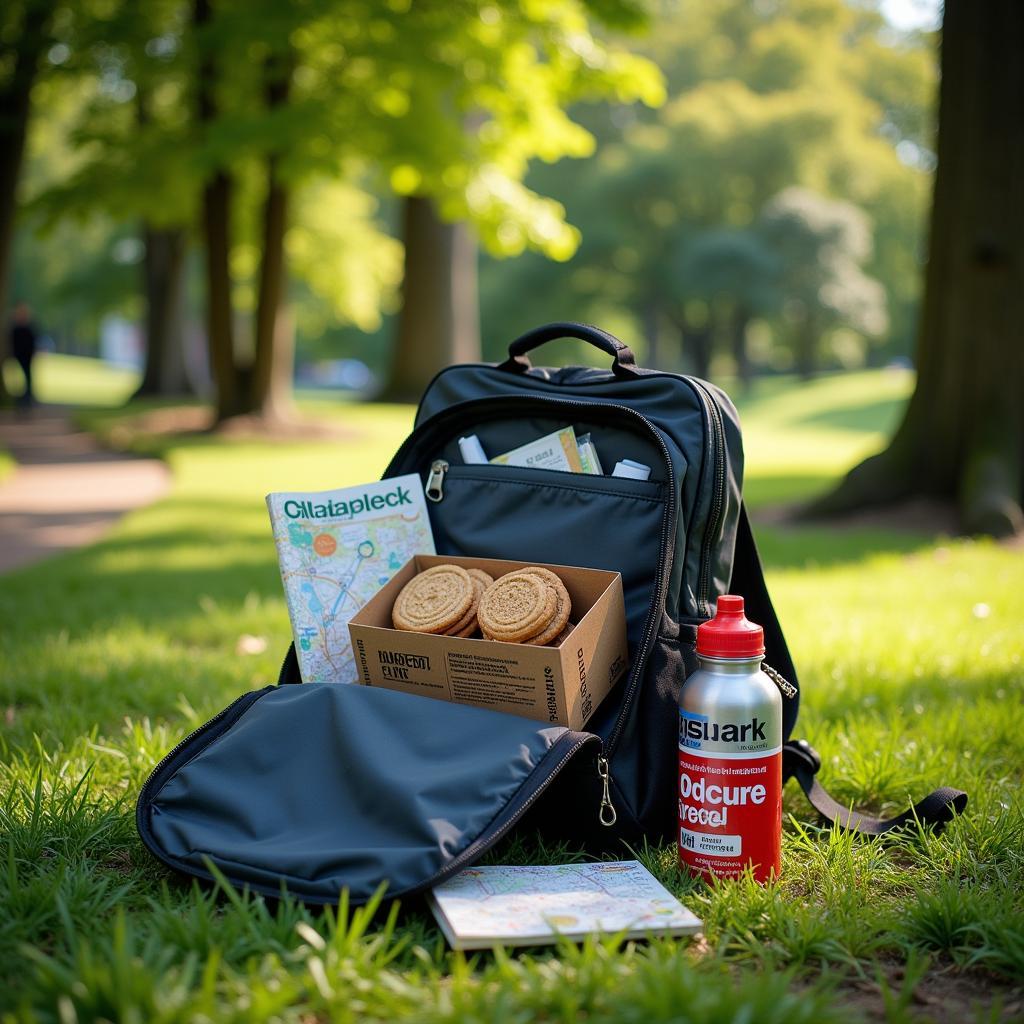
left=498, top=321, right=642, bottom=378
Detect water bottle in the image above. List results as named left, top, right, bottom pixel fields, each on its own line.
left=678, top=595, right=782, bottom=883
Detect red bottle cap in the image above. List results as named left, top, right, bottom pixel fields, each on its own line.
left=696, top=595, right=765, bottom=659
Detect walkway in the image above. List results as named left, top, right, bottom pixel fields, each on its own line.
left=0, top=406, right=170, bottom=574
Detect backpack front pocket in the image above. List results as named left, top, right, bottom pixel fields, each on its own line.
left=426, top=464, right=664, bottom=654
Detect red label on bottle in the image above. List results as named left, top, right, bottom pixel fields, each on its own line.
left=677, top=749, right=781, bottom=883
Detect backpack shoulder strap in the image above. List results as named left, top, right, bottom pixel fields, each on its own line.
left=731, top=502, right=968, bottom=835
left=783, top=739, right=968, bottom=834
left=729, top=502, right=800, bottom=737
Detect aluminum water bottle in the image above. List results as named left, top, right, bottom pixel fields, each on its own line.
left=678, top=595, right=782, bottom=883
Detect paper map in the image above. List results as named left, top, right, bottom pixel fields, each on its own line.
left=267, top=474, right=435, bottom=684
left=428, top=861, right=702, bottom=949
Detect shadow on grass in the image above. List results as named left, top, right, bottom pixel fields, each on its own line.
left=754, top=524, right=934, bottom=571
left=790, top=396, right=905, bottom=434
left=0, top=492, right=942, bottom=654
left=744, top=473, right=835, bottom=510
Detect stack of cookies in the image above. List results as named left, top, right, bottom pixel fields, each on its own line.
left=391, top=564, right=494, bottom=638
left=392, top=564, right=572, bottom=647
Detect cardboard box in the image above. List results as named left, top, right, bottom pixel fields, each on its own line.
left=348, top=554, right=628, bottom=730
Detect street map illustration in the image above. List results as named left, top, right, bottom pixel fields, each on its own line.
left=429, top=861, right=702, bottom=948
left=267, top=474, right=435, bottom=684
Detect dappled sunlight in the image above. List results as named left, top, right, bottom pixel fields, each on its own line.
left=737, top=369, right=914, bottom=482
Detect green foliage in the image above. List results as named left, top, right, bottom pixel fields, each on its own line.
left=20, top=0, right=664, bottom=360
left=1, top=368, right=1022, bottom=1019
left=481, top=0, right=935, bottom=373
left=757, top=186, right=887, bottom=369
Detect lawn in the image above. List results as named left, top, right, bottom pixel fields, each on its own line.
left=1, top=368, right=1022, bottom=1022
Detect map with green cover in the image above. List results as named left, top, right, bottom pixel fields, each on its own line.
left=267, top=474, right=435, bottom=684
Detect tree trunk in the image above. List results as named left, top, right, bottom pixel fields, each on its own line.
left=731, top=302, right=752, bottom=390
left=246, top=53, right=293, bottom=424
left=201, top=173, right=239, bottom=419
left=677, top=317, right=714, bottom=380
left=0, top=0, right=53, bottom=405
left=248, top=159, right=292, bottom=422
left=811, top=0, right=1024, bottom=536
left=381, top=196, right=480, bottom=402
left=195, top=0, right=241, bottom=421
left=133, top=226, right=191, bottom=398
left=794, top=315, right=817, bottom=380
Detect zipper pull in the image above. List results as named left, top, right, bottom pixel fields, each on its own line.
left=425, top=460, right=448, bottom=503
left=762, top=662, right=798, bottom=700
left=597, top=754, right=617, bottom=827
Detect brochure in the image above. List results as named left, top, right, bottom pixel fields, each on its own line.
left=491, top=426, right=585, bottom=473
left=267, top=474, right=435, bottom=684
left=428, top=860, right=702, bottom=949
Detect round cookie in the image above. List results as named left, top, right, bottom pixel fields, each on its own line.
left=444, top=571, right=488, bottom=636
left=477, top=571, right=558, bottom=643
left=392, top=564, right=474, bottom=634
left=526, top=613, right=572, bottom=647
left=518, top=567, right=571, bottom=642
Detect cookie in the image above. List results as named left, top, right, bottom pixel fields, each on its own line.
left=443, top=570, right=490, bottom=636
left=477, top=571, right=558, bottom=643
left=518, top=567, right=571, bottom=642
left=527, top=620, right=575, bottom=647
left=467, top=568, right=495, bottom=590
left=392, top=564, right=474, bottom=634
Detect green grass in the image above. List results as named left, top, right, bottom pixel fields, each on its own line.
left=2, top=368, right=1022, bottom=1022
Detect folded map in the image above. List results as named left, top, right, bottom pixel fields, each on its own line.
left=428, top=860, right=702, bottom=949
left=267, top=475, right=435, bottom=684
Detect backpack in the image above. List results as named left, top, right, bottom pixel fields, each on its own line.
left=136, top=322, right=967, bottom=904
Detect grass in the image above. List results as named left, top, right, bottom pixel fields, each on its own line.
left=2, top=352, right=141, bottom=408
left=1, top=367, right=1022, bottom=1022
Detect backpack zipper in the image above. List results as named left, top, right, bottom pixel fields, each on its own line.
left=383, top=393, right=676, bottom=759
left=425, top=459, right=449, bottom=502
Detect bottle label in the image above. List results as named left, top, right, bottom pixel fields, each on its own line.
left=678, top=710, right=781, bottom=883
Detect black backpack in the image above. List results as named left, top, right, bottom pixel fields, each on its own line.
left=137, top=322, right=966, bottom=904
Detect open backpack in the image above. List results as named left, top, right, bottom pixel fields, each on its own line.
left=136, top=322, right=968, bottom=905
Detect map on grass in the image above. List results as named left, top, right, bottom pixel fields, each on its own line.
left=428, top=861, right=702, bottom=949
left=267, top=474, right=435, bottom=684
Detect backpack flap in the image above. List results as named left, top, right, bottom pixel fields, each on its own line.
left=137, top=683, right=600, bottom=905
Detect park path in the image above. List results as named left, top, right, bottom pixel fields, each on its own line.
left=0, top=406, right=170, bottom=575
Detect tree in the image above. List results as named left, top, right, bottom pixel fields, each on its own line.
left=813, top=1, right=1024, bottom=537
left=26, top=0, right=200, bottom=398
left=376, top=0, right=664, bottom=400
left=479, top=0, right=934, bottom=375
left=188, top=0, right=661, bottom=421
left=384, top=197, right=479, bottom=402
left=757, top=188, right=887, bottom=378
left=0, top=0, right=56, bottom=403
left=671, top=227, right=779, bottom=385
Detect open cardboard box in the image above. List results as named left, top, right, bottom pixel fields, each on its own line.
left=348, top=554, right=628, bottom=730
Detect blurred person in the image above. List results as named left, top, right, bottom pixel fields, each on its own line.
left=9, top=302, right=38, bottom=410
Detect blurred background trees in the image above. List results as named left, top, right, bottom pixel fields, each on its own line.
left=3, top=0, right=931, bottom=406
left=7, top=0, right=1018, bottom=533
